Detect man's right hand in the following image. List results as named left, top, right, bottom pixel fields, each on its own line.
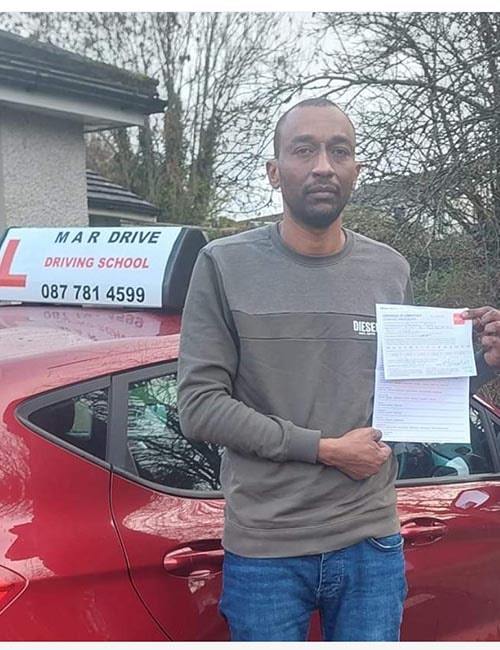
left=317, top=427, right=392, bottom=480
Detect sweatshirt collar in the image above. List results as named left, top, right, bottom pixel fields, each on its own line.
left=269, top=221, right=354, bottom=267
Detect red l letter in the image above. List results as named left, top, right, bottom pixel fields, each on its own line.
left=0, top=240, right=27, bottom=288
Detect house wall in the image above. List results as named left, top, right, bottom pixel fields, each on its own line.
left=0, top=108, right=87, bottom=231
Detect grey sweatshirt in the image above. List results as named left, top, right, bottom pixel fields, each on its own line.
left=177, top=223, right=493, bottom=557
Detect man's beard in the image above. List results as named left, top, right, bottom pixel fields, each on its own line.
left=288, top=197, right=346, bottom=230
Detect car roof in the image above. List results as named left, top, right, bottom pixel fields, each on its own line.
left=0, top=304, right=181, bottom=393
left=0, top=304, right=181, bottom=358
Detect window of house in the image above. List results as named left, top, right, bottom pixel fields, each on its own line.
left=27, top=388, right=109, bottom=460
left=126, top=372, right=222, bottom=492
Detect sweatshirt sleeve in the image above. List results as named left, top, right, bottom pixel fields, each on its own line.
left=177, top=247, right=321, bottom=464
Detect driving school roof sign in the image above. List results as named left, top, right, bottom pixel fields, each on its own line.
left=0, top=226, right=208, bottom=310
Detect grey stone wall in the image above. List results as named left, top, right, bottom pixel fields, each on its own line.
left=0, top=108, right=88, bottom=231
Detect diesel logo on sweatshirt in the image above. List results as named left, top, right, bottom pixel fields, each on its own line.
left=353, top=320, right=377, bottom=336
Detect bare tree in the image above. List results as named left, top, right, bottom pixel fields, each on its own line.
left=127, top=374, right=222, bottom=491
left=0, top=12, right=304, bottom=224
left=286, top=13, right=500, bottom=302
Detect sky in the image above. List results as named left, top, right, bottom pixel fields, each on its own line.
left=8, top=0, right=500, bottom=11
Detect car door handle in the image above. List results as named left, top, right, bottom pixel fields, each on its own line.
left=164, top=542, right=224, bottom=577
left=401, top=517, right=448, bottom=545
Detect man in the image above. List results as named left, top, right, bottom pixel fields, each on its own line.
left=177, top=98, right=500, bottom=641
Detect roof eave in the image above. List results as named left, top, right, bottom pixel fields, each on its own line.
left=0, top=81, right=163, bottom=129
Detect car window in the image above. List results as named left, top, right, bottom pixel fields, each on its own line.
left=28, top=388, right=109, bottom=460
left=490, top=417, right=500, bottom=448
left=391, top=406, right=494, bottom=480
left=126, top=372, right=222, bottom=491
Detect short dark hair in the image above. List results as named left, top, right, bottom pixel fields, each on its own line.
left=273, top=98, right=356, bottom=158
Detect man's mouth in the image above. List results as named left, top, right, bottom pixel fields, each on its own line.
left=306, top=186, right=339, bottom=199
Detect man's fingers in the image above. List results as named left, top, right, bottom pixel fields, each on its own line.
left=463, top=306, right=499, bottom=332
left=462, top=306, right=493, bottom=320
left=481, top=335, right=499, bottom=350
left=379, top=443, right=392, bottom=457
left=483, top=321, right=500, bottom=336
left=371, top=428, right=382, bottom=442
left=479, top=310, right=500, bottom=327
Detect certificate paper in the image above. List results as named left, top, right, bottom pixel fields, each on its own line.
left=372, top=352, right=470, bottom=443
left=373, top=308, right=471, bottom=443
left=376, top=304, right=477, bottom=380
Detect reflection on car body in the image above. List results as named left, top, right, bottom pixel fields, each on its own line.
left=1, top=227, right=500, bottom=641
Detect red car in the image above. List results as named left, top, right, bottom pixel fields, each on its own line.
left=1, top=227, right=500, bottom=641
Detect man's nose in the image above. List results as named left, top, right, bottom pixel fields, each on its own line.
left=311, top=146, right=335, bottom=176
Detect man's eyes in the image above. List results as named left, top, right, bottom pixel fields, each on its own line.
left=292, top=146, right=352, bottom=158
left=294, top=146, right=314, bottom=155
left=331, top=147, right=351, bottom=158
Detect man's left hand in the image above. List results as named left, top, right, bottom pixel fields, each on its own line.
left=463, top=306, right=500, bottom=370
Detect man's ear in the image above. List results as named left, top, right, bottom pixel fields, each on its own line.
left=266, top=159, right=280, bottom=190
left=353, top=161, right=363, bottom=188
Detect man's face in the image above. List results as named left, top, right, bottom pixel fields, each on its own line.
left=267, top=106, right=361, bottom=229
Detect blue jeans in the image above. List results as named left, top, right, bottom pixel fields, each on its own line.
left=219, top=534, right=407, bottom=641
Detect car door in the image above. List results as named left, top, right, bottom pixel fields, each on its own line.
left=108, top=363, right=228, bottom=641
left=109, top=364, right=500, bottom=642
left=8, top=378, right=165, bottom=641
left=396, top=399, right=500, bottom=641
